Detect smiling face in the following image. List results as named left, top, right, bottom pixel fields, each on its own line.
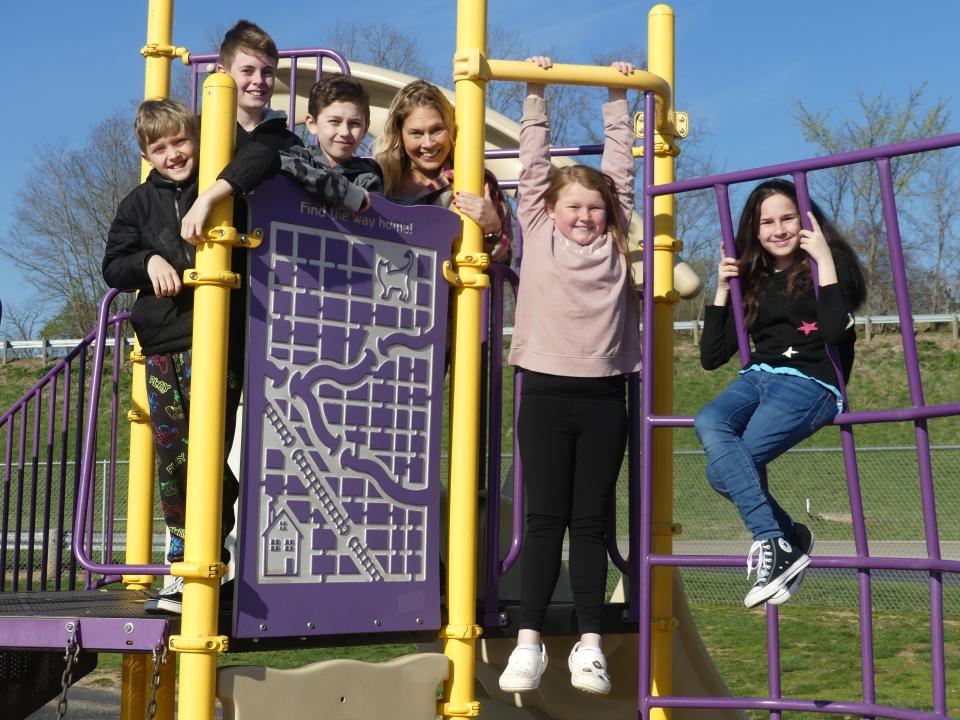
left=218, top=49, right=277, bottom=128
left=757, top=192, right=802, bottom=269
left=400, top=106, right=453, bottom=181
left=142, top=131, right=197, bottom=183
left=306, top=100, right=368, bottom=165
left=548, top=182, right=608, bottom=246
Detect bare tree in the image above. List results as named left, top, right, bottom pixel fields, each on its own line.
left=323, top=21, right=434, bottom=80
left=5, top=111, right=139, bottom=337
left=917, top=149, right=960, bottom=313
left=1, top=302, right=44, bottom=341
left=794, top=87, right=950, bottom=314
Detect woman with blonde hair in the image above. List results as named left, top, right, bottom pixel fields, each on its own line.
left=374, top=80, right=512, bottom=262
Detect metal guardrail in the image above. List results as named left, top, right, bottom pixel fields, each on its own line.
left=0, top=336, right=134, bottom=363
left=5, top=313, right=957, bottom=351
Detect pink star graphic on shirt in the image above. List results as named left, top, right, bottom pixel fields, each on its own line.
left=797, top=321, right=818, bottom=336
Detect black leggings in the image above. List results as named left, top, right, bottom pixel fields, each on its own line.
left=517, top=370, right=627, bottom=635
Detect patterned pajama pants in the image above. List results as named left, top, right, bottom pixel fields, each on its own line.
left=144, top=349, right=242, bottom=563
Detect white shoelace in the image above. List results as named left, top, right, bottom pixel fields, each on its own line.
left=158, top=575, right=184, bottom=597
left=746, top=540, right=773, bottom=582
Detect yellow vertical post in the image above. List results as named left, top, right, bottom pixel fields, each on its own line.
left=122, top=2, right=176, bottom=718
left=647, top=5, right=678, bottom=720
left=440, top=1, right=490, bottom=718
left=169, top=72, right=237, bottom=720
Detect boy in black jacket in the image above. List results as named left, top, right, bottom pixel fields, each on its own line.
left=103, top=98, right=278, bottom=613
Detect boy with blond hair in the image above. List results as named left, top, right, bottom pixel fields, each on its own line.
left=280, top=75, right=383, bottom=212
left=103, top=98, right=278, bottom=613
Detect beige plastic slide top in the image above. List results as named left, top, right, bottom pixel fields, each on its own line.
left=217, top=653, right=449, bottom=720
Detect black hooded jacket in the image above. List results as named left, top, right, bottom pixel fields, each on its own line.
left=103, top=140, right=281, bottom=355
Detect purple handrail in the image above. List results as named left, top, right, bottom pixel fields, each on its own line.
left=186, top=49, right=351, bottom=131
left=73, top=289, right=168, bottom=576
left=638, top=94, right=960, bottom=718
left=0, top=306, right=122, bottom=592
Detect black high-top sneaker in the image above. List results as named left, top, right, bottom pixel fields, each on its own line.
left=744, top=536, right=810, bottom=608
left=768, top=522, right=815, bottom=605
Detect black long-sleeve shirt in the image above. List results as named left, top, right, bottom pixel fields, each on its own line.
left=699, top=254, right=858, bottom=387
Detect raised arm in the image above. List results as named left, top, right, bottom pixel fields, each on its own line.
left=601, top=61, right=636, bottom=225
left=517, top=56, right=554, bottom=232
left=801, top=212, right=857, bottom=344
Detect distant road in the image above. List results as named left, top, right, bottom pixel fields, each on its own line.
left=673, top=540, right=960, bottom=560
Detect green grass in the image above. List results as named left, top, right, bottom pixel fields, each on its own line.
left=86, top=604, right=957, bottom=719
left=5, top=331, right=960, bottom=711
left=690, top=602, right=960, bottom=719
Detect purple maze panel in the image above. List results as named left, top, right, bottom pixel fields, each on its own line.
left=235, top=177, right=457, bottom=639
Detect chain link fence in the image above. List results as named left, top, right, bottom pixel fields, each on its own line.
left=5, top=448, right=958, bottom=614
left=472, top=445, right=960, bottom=616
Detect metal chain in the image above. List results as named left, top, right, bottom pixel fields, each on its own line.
left=57, top=626, right=80, bottom=719
left=146, top=644, right=168, bottom=720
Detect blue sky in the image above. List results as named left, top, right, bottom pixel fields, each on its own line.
left=4, top=1, right=959, bottom=328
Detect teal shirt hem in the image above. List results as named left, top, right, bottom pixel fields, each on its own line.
left=740, top=363, right=844, bottom=412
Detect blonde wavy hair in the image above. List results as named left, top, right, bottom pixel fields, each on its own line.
left=372, top=80, right=456, bottom=198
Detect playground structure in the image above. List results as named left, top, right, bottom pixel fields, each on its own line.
left=0, top=2, right=958, bottom=720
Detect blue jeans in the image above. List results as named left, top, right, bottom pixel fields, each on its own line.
left=694, top=371, right=838, bottom=540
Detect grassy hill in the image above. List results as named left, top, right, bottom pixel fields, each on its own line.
left=1, top=328, right=957, bottom=454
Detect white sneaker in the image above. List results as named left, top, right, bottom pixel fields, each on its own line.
left=568, top=642, right=611, bottom=695
left=498, top=643, right=548, bottom=692
left=144, top=575, right=184, bottom=614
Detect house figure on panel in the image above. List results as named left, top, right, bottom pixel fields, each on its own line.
left=262, top=503, right=303, bottom=576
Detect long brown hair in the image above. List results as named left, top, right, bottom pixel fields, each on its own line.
left=736, top=179, right=865, bottom=327
left=372, top=80, right=456, bottom=198
left=543, top=165, right=633, bottom=287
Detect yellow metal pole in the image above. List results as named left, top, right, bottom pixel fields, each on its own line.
left=486, top=59, right=671, bottom=111
left=169, top=71, right=238, bottom=720
left=439, top=2, right=491, bottom=719
left=123, top=3, right=176, bottom=718
left=647, top=5, right=678, bottom=720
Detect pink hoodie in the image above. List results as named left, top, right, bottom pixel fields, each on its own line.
left=508, top=95, right=641, bottom=377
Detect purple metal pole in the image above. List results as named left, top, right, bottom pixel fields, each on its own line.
left=501, top=368, right=523, bottom=574
left=613, top=371, right=638, bottom=579
left=190, top=65, right=199, bottom=114
left=794, top=171, right=877, bottom=711
left=13, top=400, right=27, bottom=591
left=494, top=265, right=524, bottom=576
left=638, top=90, right=656, bottom=720
left=876, top=158, right=946, bottom=715
left=26, top=386, right=43, bottom=590
left=766, top=607, right=782, bottom=720
left=287, top=56, right=298, bottom=131
left=483, top=265, right=506, bottom=626
left=55, top=361, right=71, bottom=590
left=1, top=417, right=13, bottom=591
left=73, top=350, right=87, bottom=587
left=712, top=184, right=751, bottom=363
left=40, top=374, right=58, bottom=589
left=104, top=321, right=124, bottom=564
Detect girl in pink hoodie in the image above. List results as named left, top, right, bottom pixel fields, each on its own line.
left=499, top=57, right=641, bottom=697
